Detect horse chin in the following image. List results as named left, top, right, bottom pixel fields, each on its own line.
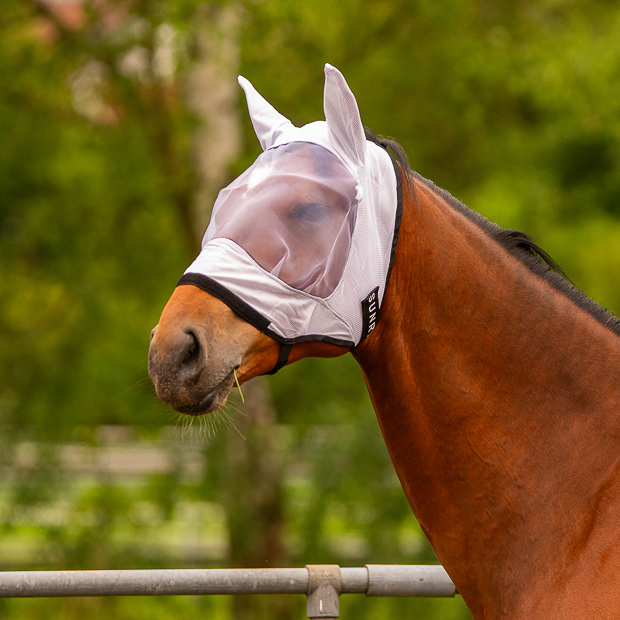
left=173, top=396, right=228, bottom=416
left=156, top=368, right=237, bottom=417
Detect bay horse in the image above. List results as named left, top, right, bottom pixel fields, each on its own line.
left=149, top=65, right=620, bottom=619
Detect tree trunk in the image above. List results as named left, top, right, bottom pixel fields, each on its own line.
left=224, top=378, right=292, bottom=620
left=184, top=8, right=292, bottom=619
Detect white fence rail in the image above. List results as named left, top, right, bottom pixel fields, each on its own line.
left=0, top=564, right=456, bottom=619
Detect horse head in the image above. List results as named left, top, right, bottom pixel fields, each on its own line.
left=148, top=65, right=402, bottom=415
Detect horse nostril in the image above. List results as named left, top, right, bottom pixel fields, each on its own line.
left=149, top=324, right=207, bottom=387
left=177, top=329, right=205, bottom=383
left=182, top=331, right=200, bottom=365
left=150, top=326, right=158, bottom=341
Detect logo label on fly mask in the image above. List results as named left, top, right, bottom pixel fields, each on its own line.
left=360, top=287, right=380, bottom=342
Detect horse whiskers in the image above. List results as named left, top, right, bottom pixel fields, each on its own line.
left=166, top=409, right=205, bottom=442
left=225, top=399, right=248, bottom=417
left=170, top=410, right=192, bottom=438
left=165, top=403, right=247, bottom=442
left=216, top=403, right=246, bottom=440
left=204, top=410, right=225, bottom=439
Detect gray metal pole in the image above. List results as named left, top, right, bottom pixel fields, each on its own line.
left=365, top=565, right=456, bottom=597
left=306, top=565, right=341, bottom=619
left=0, top=568, right=310, bottom=598
left=0, top=564, right=456, bottom=618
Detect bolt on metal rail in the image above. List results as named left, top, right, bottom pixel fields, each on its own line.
left=0, top=564, right=456, bottom=619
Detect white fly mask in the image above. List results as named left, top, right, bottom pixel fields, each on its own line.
left=179, top=64, right=403, bottom=373
left=204, top=142, right=359, bottom=299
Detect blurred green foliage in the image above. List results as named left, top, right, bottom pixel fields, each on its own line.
left=1, top=0, right=620, bottom=618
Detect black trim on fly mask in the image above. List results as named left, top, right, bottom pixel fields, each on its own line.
left=265, top=343, right=293, bottom=375
left=177, top=273, right=270, bottom=331
left=176, top=273, right=354, bottom=374
left=385, top=152, right=404, bottom=289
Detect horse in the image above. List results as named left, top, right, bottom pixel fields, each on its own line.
left=148, top=65, right=620, bottom=619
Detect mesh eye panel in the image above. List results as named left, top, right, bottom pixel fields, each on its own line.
left=204, top=143, right=359, bottom=299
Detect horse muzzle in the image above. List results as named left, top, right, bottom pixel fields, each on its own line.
left=148, top=323, right=237, bottom=415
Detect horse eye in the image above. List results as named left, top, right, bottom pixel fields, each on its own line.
left=291, top=203, right=331, bottom=223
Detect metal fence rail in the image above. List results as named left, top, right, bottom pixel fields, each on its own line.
left=0, top=564, right=456, bottom=619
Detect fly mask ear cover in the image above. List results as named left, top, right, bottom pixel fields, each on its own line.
left=178, top=64, right=403, bottom=363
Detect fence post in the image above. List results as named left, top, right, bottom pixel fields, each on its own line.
left=306, top=565, right=341, bottom=619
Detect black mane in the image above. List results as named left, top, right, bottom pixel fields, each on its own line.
left=365, top=129, right=620, bottom=337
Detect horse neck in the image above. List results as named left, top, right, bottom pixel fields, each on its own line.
left=354, top=177, right=620, bottom=619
